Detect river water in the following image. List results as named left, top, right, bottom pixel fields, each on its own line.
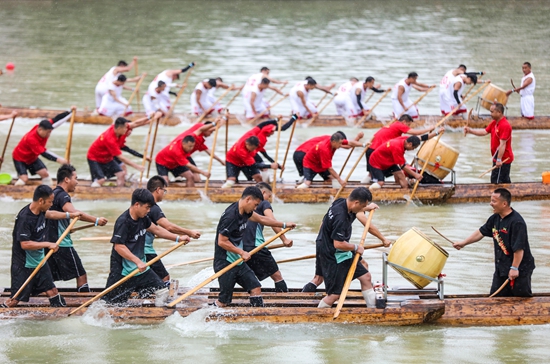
left=1, top=1, right=549, bottom=363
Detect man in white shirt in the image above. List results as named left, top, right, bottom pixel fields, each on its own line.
left=94, top=58, right=139, bottom=109
left=506, top=62, right=536, bottom=120
left=392, top=72, right=434, bottom=119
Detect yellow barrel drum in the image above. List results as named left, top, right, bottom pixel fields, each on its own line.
left=416, top=139, right=459, bottom=180
left=387, top=227, right=448, bottom=289
left=480, top=84, right=508, bottom=111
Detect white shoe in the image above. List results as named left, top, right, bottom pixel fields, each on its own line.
left=41, top=177, right=52, bottom=186
left=296, top=183, right=309, bottom=189
left=91, top=181, right=102, bottom=188
left=296, top=176, right=305, bottom=184
left=260, top=170, right=270, bottom=182
left=14, top=179, right=25, bottom=186
left=221, top=180, right=235, bottom=189
left=369, top=182, right=381, bottom=191
left=361, top=175, right=371, bottom=184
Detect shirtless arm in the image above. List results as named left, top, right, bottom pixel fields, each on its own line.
left=264, top=208, right=292, bottom=246
left=156, top=217, right=201, bottom=239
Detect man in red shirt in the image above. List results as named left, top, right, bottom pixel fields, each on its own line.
left=12, top=107, right=75, bottom=186
left=222, top=136, right=281, bottom=188
left=368, top=135, right=423, bottom=189
left=465, top=103, right=513, bottom=183
left=155, top=135, right=211, bottom=187
left=297, top=132, right=364, bottom=189
left=87, top=117, right=145, bottom=187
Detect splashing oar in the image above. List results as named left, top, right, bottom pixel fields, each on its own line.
left=64, top=109, right=76, bottom=163
left=204, top=120, right=222, bottom=194
left=430, top=226, right=455, bottom=246
left=196, top=88, right=232, bottom=124
left=138, top=114, right=157, bottom=187
left=489, top=279, right=510, bottom=298
left=247, top=95, right=288, bottom=125
left=279, top=115, right=298, bottom=178
left=356, top=88, right=392, bottom=127
left=12, top=217, right=79, bottom=301
left=305, top=93, right=336, bottom=127
left=69, top=239, right=188, bottom=316
left=271, top=118, right=283, bottom=202
left=123, top=73, right=147, bottom=116
left=0, top=115, right=17, bottom=171
left=334, top=144, right=370, bottom=200
left=268, top=83, right=287, bottom=103
left=334, top=210, right=375, bottom=319
left=478, top=158, right=510, bottom=178
left=167, top=228, right=291, bottom=307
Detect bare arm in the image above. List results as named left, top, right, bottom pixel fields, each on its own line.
left=453, top=230, right=484, bottom=250
left=356, top=211, right=391, bottom=247
left=146, top=223, right=190, bottom=243
left=61, top=201, right=108, bottom=225
left=185, top=161, right=210, bottom=178
left=464, top=127, right=489, bottom=137
left=156, top=217, right=201, bottom=239
left=328, top=167, right=346, bottom=187
left=250, top=92, right=258, bottom=114
left=218, top=234, right=250, bottom=261
left=113, top=57, right=137, bottom=74
left=397, top=86, right=406, bottom=109
left=45, top=210, right=81, bottom=220
left=195, top=89, right=204, bottom=110
left=495, top=139, right=507, bottom=167
left=264, top=208, right=292, bottom=247
left=334, top=239, right=364, bottom=255
left=509, top=249, right=524, bottom=280
left=21, top=240, right=58, bottom=252
left=268, top=85, right=284, bottom=95
left=297, top=91, right=313, bottom=115
left=116, top=154, right=144, bottom=171
left=205, top=149, right=225, bottom=165
left=109, top=89, right=127, bottom=106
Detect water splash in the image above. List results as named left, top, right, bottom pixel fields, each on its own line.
left=80, top=301, right=116, bottom=328
left=185, top=267, right=215, bottom=287
left=197, top=189, right=213, bottom=203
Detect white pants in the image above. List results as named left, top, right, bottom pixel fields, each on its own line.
left=243, top=94, right=269, bottom=119
left=95, top=84, right=109, bottom=108
left=392, top=98, right=418, bottom=118
left=440, top=95, right=466, bottom=115
left=290, top=96, right=317, bottom=118
left=99, top=94, right=131, bottom=117
left=335, top=95, right=362, bottom=118
left=142, top=94, right=170, bottom=116
left=191, top=95, right=223, bottom=115
left=521, top=95, right=534, bottom=118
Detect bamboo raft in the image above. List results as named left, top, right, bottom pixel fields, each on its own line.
left=0, top=179, right=548, bottom=204
left=1, top=288, right=549, bottom=326
left=1, top=106, right=548, bottom=130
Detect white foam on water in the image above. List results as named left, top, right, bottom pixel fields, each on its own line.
left=79, top=301, right=117, bottom=328
left=185, top=267, right=215, bottom=288
left=197, top=189, right=213, bottom=204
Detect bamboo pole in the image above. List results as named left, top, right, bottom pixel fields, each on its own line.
left=12, top=218, right=79, bottom=301
left=247, top=95, right=288, bottom=125
left=135, top=60, right=140, bottom=112
left=271, top=118, right=283, bottom=202
left=276, top=254, right=316, bottom=264
left=305, top=93, right=336, bottom=127
left=69, top=239, right=189, bottom=316
left=333, top=210, right=374, bottom=319
left=315, top=93, right=327, bottom=108
left=279, top=115, right=297, bottom=178
left=355, top=88, right=391, bottom=127
left=339, top=147, right=355, bottom=176
left=0, top=116, right=17, bottom=171
left=123, top=73, right=146, bottom=115
left=334, top=144, right=370, bottom=200
left=204, top=122, right=221, bottom=194
left=64, top=109, right=76, bottom=162
left=223, top=88, right=242, bottom=111
left=268, top=83, right=287, bottom=103
left=478, top=158, right=509, bottom=178
left=138, top=117, right=155, bottom=187
left=70, top=223, right=97, bottom=234
left=167, top=229, right=291, bottom=307
left=196, top=88, right=232, bottom=124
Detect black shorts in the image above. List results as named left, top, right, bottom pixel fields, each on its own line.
left=323, top=258, right=368, bottom=295
left=146, top=253, right=169, bottom=280
left=88, top=159, right=123, bottom=181
left=13, top=158, right=47, bottom=176
left=370, top=164, right=401, bottom=182
left=490, top=270, right=533, bottom=297
left=303, top=167, right=331, bottom=182
left=245, top=248, right=279, bottom=281
left=226, top=161, right=260, bottom=181
left=214, top=260, right=261, bottom=304
left=49, top=247, right=86, bottom=281
left=156, top=163, right=189, bottom=178
left=103, top=268, right=165, bottom=304
left=490, top=162, right=511, bottom=184
left=365, top=148, right=374, bottom=172
left=10, top=263, right=56, bottom=302
left=293, top=151, right=306, bottom=177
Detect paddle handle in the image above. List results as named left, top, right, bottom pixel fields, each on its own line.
left=70, top=222, right=96, bottom=234
left=356, top=88, right=391, bottom=126
left=334, top=144, right=370, bottom=200
left=69, top=239, right=188, bottom=316
left=196, top=88, right=232, bottom=124
left=268, top=83, right=287, bottom=103
left=271, top=118, right=283, bottom=201
left=334, top=210, right=375, bottom=319
left=277, top=254, right=316, bottom=264
left=12, top=217, right=79, bottom=301
left=204, top=122, right=221, bottom=194
left=0, top=116, right=16, bottom=171
left=279, top=116, right=297, bottom=178
left=478, top=158, right=510, bottom=178
left=223, top=88, right=242, bottom=112
left=146, top=118, right=160, bottom=179
left=64, top=109, right=76, bottom=162
left=167, top=228, right=291, bottom=307
left=124, top=73, right=146, bottom=115
left=339, top=147, right=355, bottom=176
left=135, top=61, right=141, bottom=112
left=248, top=95, right=288, bottom=124
left=139, top=116, right=156, bottom=186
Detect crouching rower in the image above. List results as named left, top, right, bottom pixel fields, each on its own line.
left=2, top=185, right=82, bottom=308
left=12, top=107, right=74, bottom=186
left=213, top=186, right=296, bottom=307
left=103, top=189, right=191, bottom=304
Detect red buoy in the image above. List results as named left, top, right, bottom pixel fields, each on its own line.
left=6, top=62, right=15, bottom=71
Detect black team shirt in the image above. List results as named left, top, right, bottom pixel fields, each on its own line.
left=214, top=202, right=253, bottom=270
left=317, top=198, right=356, bottom=265
left=12, top=205, right=48, bottom=269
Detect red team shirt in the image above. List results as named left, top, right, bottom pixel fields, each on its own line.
left=485, top=117, right=514, bottom=163
left=296, top=135, right=330, bottom=153
left=369, top=136, right=407, bottom=170
left=241, top=125, right=275, bottom=154
left=226, top=137, right=256, bottom=167
left=174, top=123, right=209, bottom=154
left=155, top=140, right=192, bottom=169
left=369, top=122, right=410, bottom=150
left=12, top=124, right=53, bottom=164
left=303, top=138, right=340, bottom=173
left=87, top=125, right=124, bottom=164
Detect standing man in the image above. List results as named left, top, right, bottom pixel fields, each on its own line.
left=103, top=189, right=191, bottom=304
left=464, top=103, right=513, bottom=184
left=47, top=164, right=108, bottom=292
left=453, top=188, right=535, bottom=297
left=243, top=183, right=293, bottom=292
left=95, top=58, right=139, bottom=109
left=213, top=186, right=296, bottom=307
left=506, top=62, right=536, bottom=120
left=87, top=117, right=145, bottom=187
left=391, top=72, right=434, bottom=119
left=144, top=176, right=201, bottom=282
left=243, top=78, right=284, bottom=120
left=12, top=107, right=74, bottom=186
left=2, top=185, right=82, bottom=308
left=190, top=79, right=219, bottom=115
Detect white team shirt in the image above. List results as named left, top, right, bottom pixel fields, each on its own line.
left=392, top=78, right=411, bottom=101
left=97, top=67, right=118, bottom=87
left=439, top=69, right=456, bottom=96
left=520, top=72, right=536, bottom=96
left=290, top=81, right=309, bottom=100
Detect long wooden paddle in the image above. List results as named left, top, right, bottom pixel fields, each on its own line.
left=339, top=147, right=355, bottom=176
left=276, top=243, right=386, bottom=264
left=356, top=88, right=392, bottom=127
left=123, top=73, right=146, bottom=115
left=279, top=116, right=297, bottom=179
left=64, top=109, right=76, bottom=162
left=12, top=217, right=79, bottom=301
left=196, top=88, right=232, bottom=124
left=333, top=210, right=375, bottom=319
left=204, top=122, right=221, bottom=194
left=268, top=84, right=287, bottom=103
left=167, top=228, right=291, bottom=307
left=489, top=279, right=510, bottom=298
left=248, top=95, right=288, bottom=125
left=305, top=93, right=336, bottom=127
left=138, top=116, right=156, bottom=187
left=363, top=90, right=375, bottom=106
left=0, top=115, right=16, bottom=171
left=271, top=118, right=283, bottom=202
left=385, top=86, right=436, bottom=127
left=334, top=144, right=370, bottom=200
left=225, top=115, right=229, bottom=156
left=478, top=158, right=509, bottom=178
left=135, top=60, right=140, bottom=112
left=406, top=82, right=490, bottom=205
left=315, top=93, right=327, bottom=108
left=69, top=239, right=188, bottom=316
left=165, top=243, right=287, bottom=269
left=70, top=223, right=97, bottom=234
left=223, top=88, right=242, bottom=112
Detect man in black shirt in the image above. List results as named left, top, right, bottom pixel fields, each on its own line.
left=315, top=187, right=381, bottom=308
left=3, top=185, right=82, bottom=308
left=103, top=189, right=191, bottom=304
left=453, top=188, right=535, bottom=297
left=214, top=186, right=296, bottom=307
left=145, top=176, right=201, bottom=282
left=243, top=182, right=293, bottom=292
left=47, top=164, right=108, bottom=292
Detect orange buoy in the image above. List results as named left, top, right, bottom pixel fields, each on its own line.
left=6, top=62, right=15, bottom=71
left=543, top=171, right=550, bottom=184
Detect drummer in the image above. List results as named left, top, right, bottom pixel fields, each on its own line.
left=506, top=62, right=536, bottom=120
left=452, top=188, right=535, bottom=297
